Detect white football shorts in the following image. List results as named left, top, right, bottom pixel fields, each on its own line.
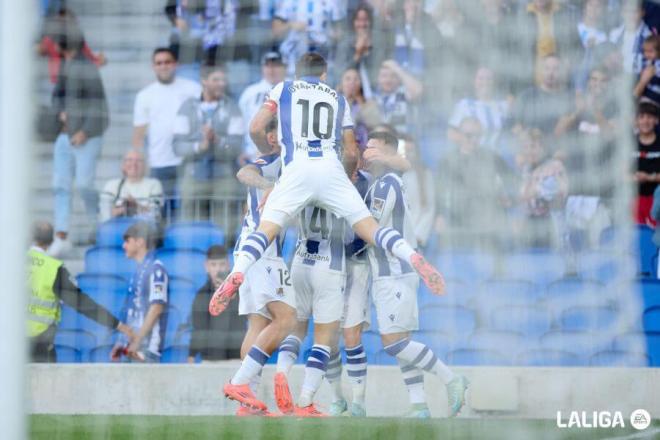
left=292, top=263, right=346, bottom=324
left=238, top=256, right=296, bottom=319
left=372, top=273, right=420, bottom=335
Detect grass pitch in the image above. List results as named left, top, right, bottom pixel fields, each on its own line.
left=29, top=415, right=660, bottom=440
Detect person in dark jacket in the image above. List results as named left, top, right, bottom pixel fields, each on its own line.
left=188, top=245, right=245, bottom=362
left=49, top=26, right=109, bottom=257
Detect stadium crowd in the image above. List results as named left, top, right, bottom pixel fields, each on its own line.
left=30, top=0, right=660, bottom=369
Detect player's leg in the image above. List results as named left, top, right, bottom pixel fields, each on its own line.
left=326, top=339, right=347, bottom=416
left=342, top=324, right=367, bottom=416
left=273, top=319, right=307, bottom=414
left=235, top=314, right=271, bottom=416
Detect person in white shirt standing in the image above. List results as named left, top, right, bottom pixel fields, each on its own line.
left=238, top=51, right=287, bottom=161
left=132, top=47, right=201, bottom=219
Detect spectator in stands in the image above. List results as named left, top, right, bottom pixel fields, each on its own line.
left=28, top=221, right=135, bottom=362
left=634, top=102, right=660, bottom=226
left=436, top=117, right=515, bottom=249
left=238, top=51, right=287, bottom=161
left=373, top=60, right=423, bottom=135
left=272, top=0, right=346, bottom=78
left=609, top=0, right=651, bottom=75
left=338, top=67, right=381, bottom=149
left=37, top=5, right=107, bottom=85
left=99, top=150, right=164, bottom=223
left=115, top=222, right=169, bottom=363
left=132, top=47, right=202, bottom=220
left=49, top=27, right=109, bottom=257
left=634, top=35, right=660, bottom=104
left=447, top=66, right=512, bottom=158
left=172, top=64, right=244, bottom=227
left=335, top=3, right=390, bottom=98
left=574, top=0, right=615, bottom=89
left=512, top=54, right=573, bottom=136
left=188, top=245, right=244, bottom=362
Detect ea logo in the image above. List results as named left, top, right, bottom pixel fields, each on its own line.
left=630, top=409, right=651, bottom=430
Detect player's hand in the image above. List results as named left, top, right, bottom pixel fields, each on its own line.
left=70, top=130, right=87, bottom=146
left=258, top=187, right=273, bottom=212
left=363, top=147, right=386, bottom=167
left=641, top=65, right=656, bottom=84
left=117, top=322, right=135, bottom=340
left=110, top=343, right=124, bottom=362
left=96, top=51, right=108, bottom=66
left=126, top=340, right=145, bottom=362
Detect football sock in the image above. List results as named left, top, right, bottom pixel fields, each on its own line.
left=326, top=350, right=344, bottom=403
left=374, top=227, right=415, bottom=263
left=299, top=344, right=331, bottom=407
left=231, top=346, right=269, bottom=386
left=233, top=232, right=269, bottom=274
left=398, top=359, right=426, bottom=405
left=249, top=370, right=262, bottom=396
left=276, top=335, right=301, bottom=374
left=384, top=338, right=455, bottom=385
left=345, top=344, right=367, bottom=405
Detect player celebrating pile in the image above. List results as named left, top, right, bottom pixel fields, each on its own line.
left=211, top=52, right=445, bottom=412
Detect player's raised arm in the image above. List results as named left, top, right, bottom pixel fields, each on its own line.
left=342, top=128, right=359, bottom=177
left=236, top=164, right=274, bottom=190
left=249, top=106, right=276, bottom=154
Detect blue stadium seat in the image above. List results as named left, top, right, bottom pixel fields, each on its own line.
left=490, top=305, right=552, bottom=337
left=165, top=306, right=184, bottom=344
left=577, top=251, right=637, bottom=284
left=55, top=344, right=81, bottom=363
left=360, top=331, right=382, bottom=358
left=156, top=249, right=207, bottom=287
left=644, top=332, right=660, bottom=366
left=589, top=350, right=650, bottom=367
left=560, top=306, right=619, bottom=332
left=54, top=329, right=97, bottom=362
left=468, top=330, right=528, bottom=361
left=469, top=280, right=539, bottom=321
left=419, top=305, right=476, bottom=337
left=163, top=222, right=225, bottom=253
left=613, top=332, right=650, bottom=361
left=168, top=276, right=198, bottom=320
left=599, top=226, right=626, bottom=250
left=643, top=307, right=660, bottom=332
left=541, top=278, right=611, bottom=320
left=516, top=349, right=582, bottom=366
left=161, top=345, right=190, bottom=363
left=89, top=344, right=115, bottom=363
left=640, top=279, right=660, bottom=313
left=433, top=251, right=495, bottom=284
left=58, top=304, right=79, bottom=330
left=419, top=279, right=473, bottom=307
left=96, top=218, right=139, bottom=247
left=173, top=326, right=193, bottom=346
left=540, top=331, right=611, bottom=361
left=76, top=273, right=128, bottom=317
left=446, top=348, right=510, bottom=366
left=502, top=251, right=566, bottom=285
left=85, top=246, right=137, bottom=280
left=371, top=349, right=398, bottom=365
left=637, top=225, right=657, bottom=278
left=415, top=331, right=454, bottom=358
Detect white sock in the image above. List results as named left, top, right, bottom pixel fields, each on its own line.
left=276, top=335, right=301, bottom=374
left=233, top=232, right=269, bottom=274
left=326, top=350, right=344, bottom=403
left=345, top=344, right=367, bottom=405
left=249, top=370, right=262, bottom=395
left=374, top=227, right=416, bottom=263
left=384, top=338, right=455, bottom=385
left=231, top=346, right=269, bottom=385
left=299, top=344, right=331, bottom=407
left=398, top=359, right=426, bottom=405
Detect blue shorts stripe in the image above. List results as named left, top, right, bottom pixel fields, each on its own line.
left=347, top=369, right=367, bottom=377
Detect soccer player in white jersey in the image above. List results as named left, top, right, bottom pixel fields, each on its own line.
left=211, top=52, right=445, bottom=410
left=364, top=131, right=469, bottom=418
left=229, top=119, right=298, bottom=414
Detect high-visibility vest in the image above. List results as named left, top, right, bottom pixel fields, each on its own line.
left=27, top=249, right=62, bottom=337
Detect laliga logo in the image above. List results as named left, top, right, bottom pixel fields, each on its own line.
left=556, top=409, right=651, bottom=430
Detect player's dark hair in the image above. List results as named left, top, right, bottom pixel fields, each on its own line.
left=33, top=221, right=54, bottom=248
left=368, top=131, right=398, bottom=151
left=200, top=63, right=225, bottom=79
left=152, top=47, right=178, bottom=62
left=206, top=245, right=228, bottom=260
left=638, top=101, right=660, bottom=118
left=295, top=52, right=327, bottom=78
left=643, top=35, right=660, bottom=53
left=266, top=118, right=278, bottom=134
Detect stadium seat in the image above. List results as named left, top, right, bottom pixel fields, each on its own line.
left=165, top=306, right=185, bottom=344
left=576, top=251, right=637, bottom=284
left=54, top=329, right=97, bottom=362
left=161, top=345, right=190, bottom=363
left=89, top=344, right=115, bottom=363
left=560, top=306, right=619, bottom=332
left=637, top=225, right=657, bottom=278
left=96, top=217, right=139, bottom=247
left=490, top=305, right=552, bottom=337
left=468, top=330, right=528, bottom=361
left=446, top=348, right=510, bottom=366
left=516, top=349, right=582, bottom=366
left=55, top=344, right=81, bottom=363
left=419, top=305, right=476, bottom=337
left=540, top=331, right=612, bottom=362
left=163, top=221, right=225, bottom=253
left=469, top=279, right=539, bottom=321
left=643, top=307, right=660, bottom=332
left=156, top=249, right=207, bottom=288
left=58, top=304, right=79, bottom=330
left=76, top=273, right=128, bottom=317
left=415, top=331, right=454, bottom=359
left=644, top=332, right=660, bottom=367
left=502, top=251, right=566, bottom=285
left=613, top=332, right=650, bottom=361
left=168, top=276, right=198, bottom=320
left=589, top=350, right=650, bottom=367
left=360, top=331, right=382, bottom=358
left=85, top=246, right=137, bottom=280
left=640, top=279, right=660, bottom=313
left=419, top=279, right=474, bottom=308
left=540, top=278, right=611, bottom=320
left=173, top=326, right=193, bottom=346
left=433, top=251, right=495, bottom=284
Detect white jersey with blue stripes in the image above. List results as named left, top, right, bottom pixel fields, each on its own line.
left=266, top=77, right=353, bottom=167
left=365, top=172, right=417, bottom=279
left=293, top=205, right=346, bottom=273
left=236, top=153, right=283, bottom=258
